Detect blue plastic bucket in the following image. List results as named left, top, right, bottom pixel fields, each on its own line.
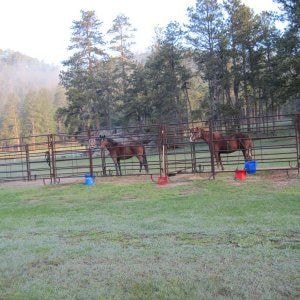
left=84, top=174, right=95, bottom=185
left=244, top=160, right=257, bottom=174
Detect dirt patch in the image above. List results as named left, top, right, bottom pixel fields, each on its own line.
left=97, top=173, right=205, bottom=188
left=0, top=177, right=82, bottom=188
left=217, top=169, right=299, bottom=189
left=256, top=169, right=300, bottom=189
left=0, top=170, right=298, bottom=189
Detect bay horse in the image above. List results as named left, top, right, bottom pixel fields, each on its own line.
left=190, top=127, right=253, bottom=170
left=98, top=135, right=149, bottom=176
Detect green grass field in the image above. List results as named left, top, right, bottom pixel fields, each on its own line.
left=0, top=172, right=299, bottom=299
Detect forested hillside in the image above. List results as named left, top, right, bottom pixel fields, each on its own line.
left=0, top=50, right=59, bottom=107
left=0, top=50, right=66, bottom=140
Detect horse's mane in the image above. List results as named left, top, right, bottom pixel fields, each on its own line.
left=101, top=136, right=146, bottom=150
left=105, top=137, right=120, bottom=146
left=200, top=128, right=223, bottom=140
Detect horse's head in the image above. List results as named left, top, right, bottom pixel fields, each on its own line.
left=189, top=127, right=204, bottom=142
left=99, top=135, right=109, bottom=149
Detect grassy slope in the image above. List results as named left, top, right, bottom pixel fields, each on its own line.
left=0, top=174, right=299, bottom=299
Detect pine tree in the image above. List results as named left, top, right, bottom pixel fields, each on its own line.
left=143, top=22, right=190, bottom=124
left=256, top=12, right=280, bottom=117
left=53, top=85, right=67, bottom=132
left=273, top=0, right=300, bottom=111
left=21, top=89, right=55, bottom=143
left=0, top=93, right=21, bottom=142
left=59, top=10, right=107, bottom=132
left=124, top=63, right=149, bottom=125
left=186, top=0, right=223, bottom=119
left=107, top=14, right=137, bottom=124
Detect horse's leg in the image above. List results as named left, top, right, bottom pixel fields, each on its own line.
left=137, top=155, right=143, bottom=172
left=115, top=163, right=119, bottom=176
left=143, top=154, right=149, bottom=173
left=117, top=159, right=122, bottom=176
left=112, top=157, right=120, bottom=176
left=249, top=147, right=253, bottom=160
left=247, top=142, right=253, bottom=160
left=139, top=157, right=143, bottom=172
left=219, top=153, right=224, bottom=170
left=213, top=151, right=219, bottom=169
left=213, top=151, right=218, bottom=168
left=215, top=152, right=224, bottom=170
left=137, top=150, right=149, bottom=174
left=242, top=149, right=247, bottom=161
left=210, top=144, right=218, bottom=169
left=212, top=147, right=222, bottom=170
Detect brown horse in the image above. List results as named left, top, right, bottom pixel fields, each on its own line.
left=190, top=127, right=253, bottom=170
left=98, top=135, right=149, bottom=176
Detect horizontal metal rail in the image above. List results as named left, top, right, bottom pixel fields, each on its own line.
left=0, top=114, right=299, bottom=183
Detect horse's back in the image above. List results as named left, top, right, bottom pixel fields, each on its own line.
left=112, top=142, right=144, bottom=160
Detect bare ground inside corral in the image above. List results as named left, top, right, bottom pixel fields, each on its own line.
left=0, top=169, right=298, bottom=189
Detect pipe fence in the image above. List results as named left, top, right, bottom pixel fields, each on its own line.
left=0, top=114, right=299, bottom=183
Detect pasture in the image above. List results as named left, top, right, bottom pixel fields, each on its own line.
left=0, top=172, right=299, bottom=299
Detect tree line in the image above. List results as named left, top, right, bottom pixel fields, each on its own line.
left=0, top=0, right=299, bottom=142
left=0, top=50, right=64, bottom=143
left=59, top=0, right=299, bottom=133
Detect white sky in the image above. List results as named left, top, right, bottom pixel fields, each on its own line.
left=0, top=0, right=279, bottom=66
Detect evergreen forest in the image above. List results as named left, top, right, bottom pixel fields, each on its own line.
left=0, top=0, right=299, bottom=140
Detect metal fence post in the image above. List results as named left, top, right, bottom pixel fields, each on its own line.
left=158, top=125, right=168, bottom=176
left=47, top=134, right=52, bottom=182
left=51, top=134, right=57, bottom=182
left=101, top=149, right=106, bottom=176
left=47, top=134, right=57, bottom=184
left=294, top=113, right=300, bottom=176
left=25, top=144, right=31, bottom=181
left=87, top=130, right=94, bottom=177
left=209, top=119, right=216, bottom=179
left=163, top=125, right=168, bottom=176
left=190, top=141, right=196, bottom=173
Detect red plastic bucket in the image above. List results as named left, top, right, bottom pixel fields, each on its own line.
left=158, top=176, right=169, bottom=185
left=235, top=169, right=247, bottom=181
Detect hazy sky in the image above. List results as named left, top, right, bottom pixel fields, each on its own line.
left=0, top=0, right=279, bottom=66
